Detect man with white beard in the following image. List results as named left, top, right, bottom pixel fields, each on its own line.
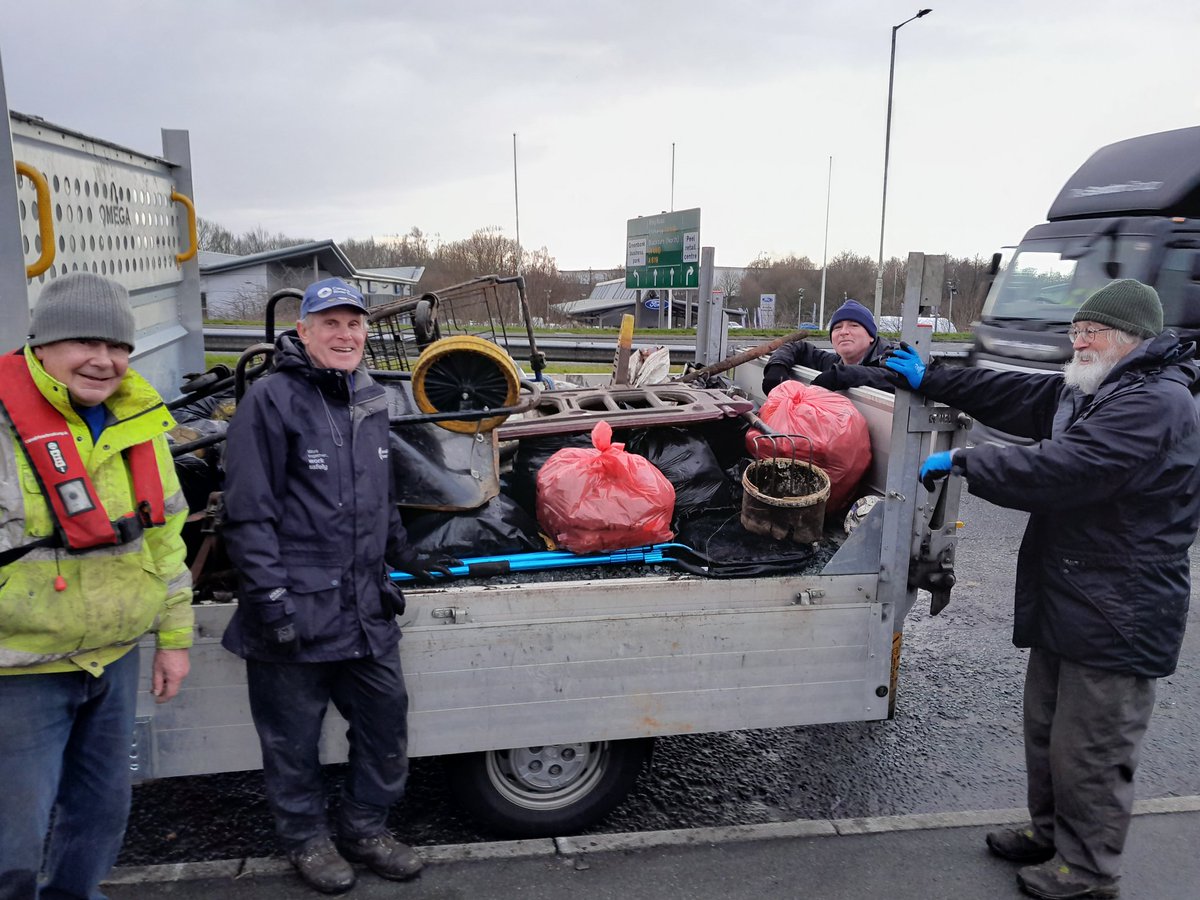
left=883, top=280, right=1200, bottom=900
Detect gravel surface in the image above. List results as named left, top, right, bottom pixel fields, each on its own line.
left=119, top=490, right=1200, bottom=865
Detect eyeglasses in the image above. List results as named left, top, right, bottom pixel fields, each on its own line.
left=1067, top=326, right=1114, bottom=344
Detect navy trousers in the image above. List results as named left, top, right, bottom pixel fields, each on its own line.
left=246, top=647, right=409, bottom=849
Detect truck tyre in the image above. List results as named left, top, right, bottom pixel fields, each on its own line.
left=443, top=738, right=653, bottom=838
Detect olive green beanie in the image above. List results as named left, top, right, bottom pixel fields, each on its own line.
left=1073, top=279, right=1162, bottom=340
left=28, top=272, right=136, bottom=350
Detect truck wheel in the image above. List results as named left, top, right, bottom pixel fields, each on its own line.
left=443, top=738, right=653, bottom=838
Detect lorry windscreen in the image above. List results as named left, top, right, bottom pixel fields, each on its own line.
left=981, top=236, right=1147, bottom=323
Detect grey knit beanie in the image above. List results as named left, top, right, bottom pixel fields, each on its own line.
left=28, top=273, right=136, bottom=350
left=1073, top=279, right=1162, bottom=340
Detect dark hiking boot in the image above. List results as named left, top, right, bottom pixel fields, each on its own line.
left=1017, top=856, right=1120, bottom=899
left=987, top=826, right=1056, bottom=864
left=287, top=836, right=356, bottom=894
left=338, top=831, right=424, bottom=881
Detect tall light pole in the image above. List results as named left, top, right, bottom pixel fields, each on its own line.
left=874, top=8, right=931, bottom=319
left=512, top=132, right=521, bottom=271
left=819, top=155, right=832, bottom=329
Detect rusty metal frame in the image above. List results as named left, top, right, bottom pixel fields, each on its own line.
left=495, top=385, right=754, bottom=439
left=364, top=274, right=545, bottom=380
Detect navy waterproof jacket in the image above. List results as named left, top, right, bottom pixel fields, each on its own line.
left=762, top=336, right=895, bottom=394
left=221, top=333, right=412, bottom=663
left=921, top=332, right=1200, bottom=678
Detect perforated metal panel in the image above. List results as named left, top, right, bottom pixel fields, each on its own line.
left=1, top=100, right=204, bottom=397
left=12, top=118, right=184, bottom=299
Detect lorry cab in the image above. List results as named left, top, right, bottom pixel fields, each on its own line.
left=971, top=126, right=1200, bottom=377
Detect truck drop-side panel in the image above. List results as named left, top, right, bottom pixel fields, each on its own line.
left=139, top=573, right=890, bottom=777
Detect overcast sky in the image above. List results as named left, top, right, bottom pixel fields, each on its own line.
left=4, top=1, right=1198, bottom=271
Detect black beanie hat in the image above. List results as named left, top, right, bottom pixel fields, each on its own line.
left=1073, top=279, right=1162, bottom=340
left=829, top=299, right=877, bottom=339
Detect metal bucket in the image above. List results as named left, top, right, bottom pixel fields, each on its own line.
left=741, top=434, right=831, bottom=544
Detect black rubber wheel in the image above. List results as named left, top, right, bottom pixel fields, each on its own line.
left=411, top=295, right=440, bottom=347
left=443, top=738, right=654, bottom=838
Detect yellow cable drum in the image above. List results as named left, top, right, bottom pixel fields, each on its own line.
left=411, top=335, right=521, bottom=433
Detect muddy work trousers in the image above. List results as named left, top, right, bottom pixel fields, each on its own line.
left=246, top=647, right=409, bottom=850
left=1023, top=647, right=1155, bottom=879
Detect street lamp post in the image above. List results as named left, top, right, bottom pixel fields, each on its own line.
left=874, top=8, right=932, bottom=320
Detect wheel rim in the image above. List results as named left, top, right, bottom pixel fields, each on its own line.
left=483, top=742, right=609, bottom=812
left=411, top=335, right=520, bottom=433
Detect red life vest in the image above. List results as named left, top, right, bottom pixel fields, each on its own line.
left=0, top=352, right=166, bottom=554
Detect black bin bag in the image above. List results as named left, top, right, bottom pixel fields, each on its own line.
left=402, top=493, right=548, bottom=560
left=624, top=426, right=735, bottom=521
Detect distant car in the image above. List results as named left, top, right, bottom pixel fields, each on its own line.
left=798, top=322, right=820, bottom=330
left=727, top=322, right=744, bottom=329
left=875, top=315, right=958, bottom=334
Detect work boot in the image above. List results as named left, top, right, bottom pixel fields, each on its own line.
left=987, top=826, right=1056, bottom=863
left=287, top=836, right=356, bottom=894
left=1017, top=856, right=1120, bottom=899
left=338, top=831, right=424, bottom=881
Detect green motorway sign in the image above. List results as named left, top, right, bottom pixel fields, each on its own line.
left=625, top=207, right=701, bottom=290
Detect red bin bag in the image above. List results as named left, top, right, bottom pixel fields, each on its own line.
left=536, top=420, right=675, bottom=552
left=747, top=381, right=871, bottom=511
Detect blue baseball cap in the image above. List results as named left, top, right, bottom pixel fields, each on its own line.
left=300, top=277, right=368, bottom=317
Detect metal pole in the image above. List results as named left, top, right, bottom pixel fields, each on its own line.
left=670, top=142, right=675, bottom=212
left=0, top=48, right=31, bottom=351
left=512, top=133, right=521, bottom=271
left=874, top=9, right=932, bottom=320
left=695, top=247, right=718, bottom=366
left=819, top=155, right=832, bottom=329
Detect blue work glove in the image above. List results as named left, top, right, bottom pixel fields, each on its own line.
left=919, top=450, right=957, bottom=492
left=883, top=341, right=927, bottom=390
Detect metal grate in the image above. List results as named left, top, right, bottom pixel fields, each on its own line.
left=364, top=274, right=543, bottom=378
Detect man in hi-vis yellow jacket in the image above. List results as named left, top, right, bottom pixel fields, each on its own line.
left=0, top=273, right=193, bottom=900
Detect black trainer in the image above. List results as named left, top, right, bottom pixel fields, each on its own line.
left=1017, top=856, right=1120, bottom=899
left=287, top=836, right=356, bottom=894
left=338, top=831, right=424, bottom=881
left=987, top=826, right=1056, bottom=864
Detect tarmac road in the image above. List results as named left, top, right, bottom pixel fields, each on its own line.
left=119, top=489, right=1200, bottom=867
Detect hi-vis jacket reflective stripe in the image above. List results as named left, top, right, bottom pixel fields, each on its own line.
left=0, top=353, right=165, bottom=559
left=0, top=346, right=194, bottom=676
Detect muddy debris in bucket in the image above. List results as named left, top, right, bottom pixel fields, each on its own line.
left=746, top=460, right=826, bottom=498
left=741, top=458, right=831, bottom=545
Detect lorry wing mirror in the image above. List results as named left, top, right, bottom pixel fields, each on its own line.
left=1104, top=260, right=1122, bottom=278
left=988, top=252, right=1002, bottom=275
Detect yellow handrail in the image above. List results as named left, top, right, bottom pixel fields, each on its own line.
left=15, top=162, right=55, bottom=278
left=171, top=189, right=197, bottom=263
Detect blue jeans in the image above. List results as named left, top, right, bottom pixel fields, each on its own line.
left=0, top=648, right=139, bottom=900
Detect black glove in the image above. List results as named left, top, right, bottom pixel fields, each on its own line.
left=816, top=365, right=902, bottom=393
left=258, top=593, right=299, bottom=654
left=762, top=364, right=790, bottom=394
left=811, top=367, right=860, bottom=392
left=401, top=555, right=463, bottom=585
left=268, top=615, right=299, bottom=654
left=381, top=576, right=407, bottom=617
